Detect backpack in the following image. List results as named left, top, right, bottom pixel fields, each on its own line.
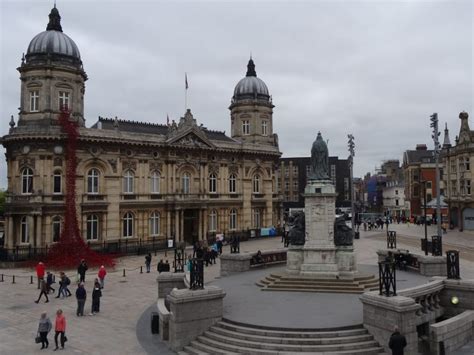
left=65, top=277, right=71, bottom=285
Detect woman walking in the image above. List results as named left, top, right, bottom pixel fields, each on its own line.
left=35, top=279, right=49, bottom=304
left=37, top=312, right=52, bottom=349
left=53, top=309, right=66, bottom=351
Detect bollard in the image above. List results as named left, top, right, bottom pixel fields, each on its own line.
left=12, top=275, right=15, bottom=284
left=0, top=274, right=3, bottom=282
left=165, top=250, right=167, bottom=257
left=30, top=276, right=33, bottom=284
left=140, top=266, right=143, bottom=274
left=122, top=269, right=126, bottom=277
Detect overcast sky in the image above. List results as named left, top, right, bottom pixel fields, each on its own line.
left=0, top=0, right=472, bottom=188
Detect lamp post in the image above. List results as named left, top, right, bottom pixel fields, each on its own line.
left=430, top=113, right=442, bottom=237
left=348, top=134, right=355, bottom=235
left=421, top=180, right=428, bottom=256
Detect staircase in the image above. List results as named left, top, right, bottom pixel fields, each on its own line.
left=256, top=273, right=379, bottom=294
left=179, top=318, right=386, bottom=354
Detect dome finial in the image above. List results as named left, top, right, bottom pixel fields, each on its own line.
left=46, top=4, right=63, bottom=32
left=246, top=57, right=257, bottom=77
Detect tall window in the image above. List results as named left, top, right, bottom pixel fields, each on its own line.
left=229, top=174, right=236, bottom=193
left=209, top=209, right=217, bottom=232
left=182, top=173, right=190, bottom=194
left=150, top=171, right=160, bottom=194
left=253, top=209, right=261, bottom=228
left=261, top=120, right=267, bottom=136
left=209, top=173, right=217, bottom=193
left=122, top=212, right=134, bottom=238
left=21, top=168, right=33, bottom=194
left=87, top=168, right=99, bottom=194
left=30, top=90, right=39, bottom=112
left=123, top=170, right=134, bottom=193
left=229, top=209, right=237, bottom=230
left=467, top=180, right=471, bottom=195
left=242, top=120, right=250, bottom=135
left=86, top=214, right=99, bottom=240
left=21, top=216, right=29, bottom=243
left=52, top=216, right=61, bottom=242
left=53, top=170, right=62, bottom=194
left=58, top=91, right=70, bottom=110
left=253, top=174, right=261, bottom=193
left=150, top=211, right=160, bottom=236
left=465, top=157, right=471, bottom=171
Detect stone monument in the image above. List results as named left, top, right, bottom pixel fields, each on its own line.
left=286, top=132, right=357, bottom=279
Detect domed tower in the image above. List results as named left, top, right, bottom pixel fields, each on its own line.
left=229, top=58, right=276, bottom=146
left=18, top=5, right=87, bottom=127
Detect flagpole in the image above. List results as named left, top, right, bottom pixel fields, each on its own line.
left=185, top=72, right=188, bottom=112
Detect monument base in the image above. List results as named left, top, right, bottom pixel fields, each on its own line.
left=286, top=245, right=304, bottom=275
left=300, top=246, right=340, bottom=278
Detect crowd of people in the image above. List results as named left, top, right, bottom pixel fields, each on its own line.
left=34, top=260, right=106, bottom=350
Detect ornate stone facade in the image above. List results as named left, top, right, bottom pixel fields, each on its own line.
left=1, top=7, right=281, bottom=249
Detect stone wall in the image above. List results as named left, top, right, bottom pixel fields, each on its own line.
left=429, top=310, right=474, bottom=355
left=377, top=249, right=446, bottom=276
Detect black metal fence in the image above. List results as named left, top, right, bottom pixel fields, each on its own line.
left=446, top=250, right=460, bottom=280
left=387, top=231, right=397, bottom=249
left=432, top=235, right=443, bottom=256
left=189, top=258, right=204, bottom=290
left=379, top=261, right=397, bottom=296
left=173, top=247, right=185, bottom=273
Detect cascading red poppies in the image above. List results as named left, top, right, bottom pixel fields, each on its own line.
left=45, top=109, right=114, bottom=269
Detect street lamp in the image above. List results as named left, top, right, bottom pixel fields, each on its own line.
left=430, top=112, right=442, bottom=237
left=421, top=180, right=428, bottom=256
left=348, top=134, right=355, bottom=237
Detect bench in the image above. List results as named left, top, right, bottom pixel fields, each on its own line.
left=250, top=250, right=287, bottom=268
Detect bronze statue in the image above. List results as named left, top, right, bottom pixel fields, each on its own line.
left=308, top=132, right=329, bottom=180
left=288, top=211, right=306, bottom=246
left=334, top=215, right=353, bottom=246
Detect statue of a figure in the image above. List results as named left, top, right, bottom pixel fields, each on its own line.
left=288, top=211, right=306, bottom=246
left=334, top=215, right=353, bottom=246
left=308, top=132, right=329, bottom=180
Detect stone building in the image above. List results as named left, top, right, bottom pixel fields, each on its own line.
left=382, top=181, right=409, bottom=217
left=443, top=112, right=474, bottom=230
left=0, top=6, right=281, bottom=249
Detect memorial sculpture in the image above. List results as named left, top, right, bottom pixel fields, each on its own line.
left=334, top=215, right=354, bottom=246
left=308, top=132, right=329, bottom=180
left=288, top=211, right=306, bottom=246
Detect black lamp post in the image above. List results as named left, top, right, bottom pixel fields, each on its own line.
left=421, top=180, right=428, bottom=256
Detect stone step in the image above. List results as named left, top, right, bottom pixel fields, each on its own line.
left=267, top=283, right=365, bottom=290
left=197, top=334, right=380, bottom=353
left=217, top=320, right=368, bottom=338
left=188, top=340, right=240, bottom=354
left=208, top=325, right=375, bottom=345
left=262, top=287, right=366, bottom=294
left=271, top=280, right=366, bottom=288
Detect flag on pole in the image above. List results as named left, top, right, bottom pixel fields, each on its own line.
left=185, top=73, right=189, bottom=90
left=167, top=114, right=169, bottom=126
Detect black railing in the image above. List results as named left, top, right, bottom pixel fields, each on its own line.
left=230, top=235, right=240, bottom=254
left=446, top=250, right=460, bottom=280
left=432, top=235, right=443, bottom=256
left=379, top=261, right=397, bottom=296
left=173, top=247, right=185, bottom=273
left=189, top=258, right=204, bottom=290
left=387, top=231, right=397, bottom=249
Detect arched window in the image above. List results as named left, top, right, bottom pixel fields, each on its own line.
left=122, top=212, right=134, bottom=237
left=253, top=209, right=261, bottom=228
left=229, top=174, right=236, bottom=193
left=21, top=216, right=29, bottom=243
left=123, top=170, right=134, bottom=194
left=52, top=216, right=61, bottom=242
left=149, top=211, right=160, bottom=236
left=209, top=173, right=217, bottom=193
left=209, top=209, right=217, bottom=232
left=182, top=173, right=190, bottom=194
left=53, top=170, right=62, bottom=194
left=253, top=174, right=261, bottom=193
left=21, top=168, right=33, bottom=194
left=86, top=215, right=99, bottom=240
left=150, top=171, right=160, bottom=194
left=229, top=209, right=237, bottom=230
left=87, top=168, right=100, bottom=194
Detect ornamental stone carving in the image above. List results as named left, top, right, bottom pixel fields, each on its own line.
left=19, top=157, right=35, bottom=169
left=149, top=162, right=162, bottom=172
left=108, top=159, right=118, bottom=173
left=121, top=160, right=137, bottom=171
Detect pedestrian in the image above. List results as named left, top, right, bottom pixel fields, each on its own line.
left=164, top=259, right=170, bottom=272
left=145, top=253, right=152, bottom=273
left=91, top=280, right=102, bottom=315
left=75, top=283, right=87, bottom=316
left=388, top=326, right=407, bottom=355
left=157, top=259, right=164, bottom=273
left=53, top=309, right=66, bottom=351
left=97, top=265, right=107, bottom=289
left=36, top=261, right=46, bottom=289
left=216, top=237, right=223, bottom=254
left=35, top=279, right=49, bottom=304
left=57, top=273, right=71, bottom=298
left=46, top=271, right=55, bottom=294
left=77, top=259, right=88, bottom=283
left=37, top=311, right=52, bottom=349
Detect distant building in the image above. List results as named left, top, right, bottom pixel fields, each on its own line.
left=382, top=181, right=409, bottom=217
left=277, top=156, right=350, bottom=214
left=381, top=160, right=403, bottom=182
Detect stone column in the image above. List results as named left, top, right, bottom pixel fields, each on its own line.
left=175, top=210, right=179, bottom=241
left=167, top=210, right=171, bottom=238
left=180, top=210, right=184, bottom=243
left=168, top=287, right=226, bottom=351
left=198, top=209, right=202, bottom=240
left=6, top=216, right=14, bottom=248
left=202, top=209, right=208, bottom=241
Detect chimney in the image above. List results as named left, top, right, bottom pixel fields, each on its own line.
left=416, top=144, right=427, bottom=151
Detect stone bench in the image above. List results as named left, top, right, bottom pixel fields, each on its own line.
left=429, top=310, right=474, bottom=355
left=220, top=249, right=287, bottom=275
left=377, top=249, right=446, bottom=277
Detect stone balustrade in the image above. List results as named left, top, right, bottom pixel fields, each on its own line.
left=377, top=249, right=447, bottom=276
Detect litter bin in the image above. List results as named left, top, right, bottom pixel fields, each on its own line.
left=151, top=312, right=159, bottom=334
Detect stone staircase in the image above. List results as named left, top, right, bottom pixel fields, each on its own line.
left=178, top=318, right=386, bottom=354
left=255, top=273, right=379, bottom=293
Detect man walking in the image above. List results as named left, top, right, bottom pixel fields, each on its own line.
left=75, top=283, right=87, bottom=316
left=77, top=259, right=88, bottom=283
left=35, top=279, right=49, bottom=304
left=145, top=253, right=152, bottom=273
left=389, top=326, right=407, bottom=355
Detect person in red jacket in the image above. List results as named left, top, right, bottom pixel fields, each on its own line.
left=36, top=262, right=46, bottom=289
left=54, top=309, right=66, bottom=351
left=97, top=265, right=107, bottom=289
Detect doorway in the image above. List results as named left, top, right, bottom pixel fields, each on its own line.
left=183, top=209, right=199, bottom=245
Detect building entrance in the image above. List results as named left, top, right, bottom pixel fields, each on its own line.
left=183, top=209, right=199, bottom=245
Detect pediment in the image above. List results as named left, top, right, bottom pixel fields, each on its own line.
left=167, top=129, right=215, bottom=148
